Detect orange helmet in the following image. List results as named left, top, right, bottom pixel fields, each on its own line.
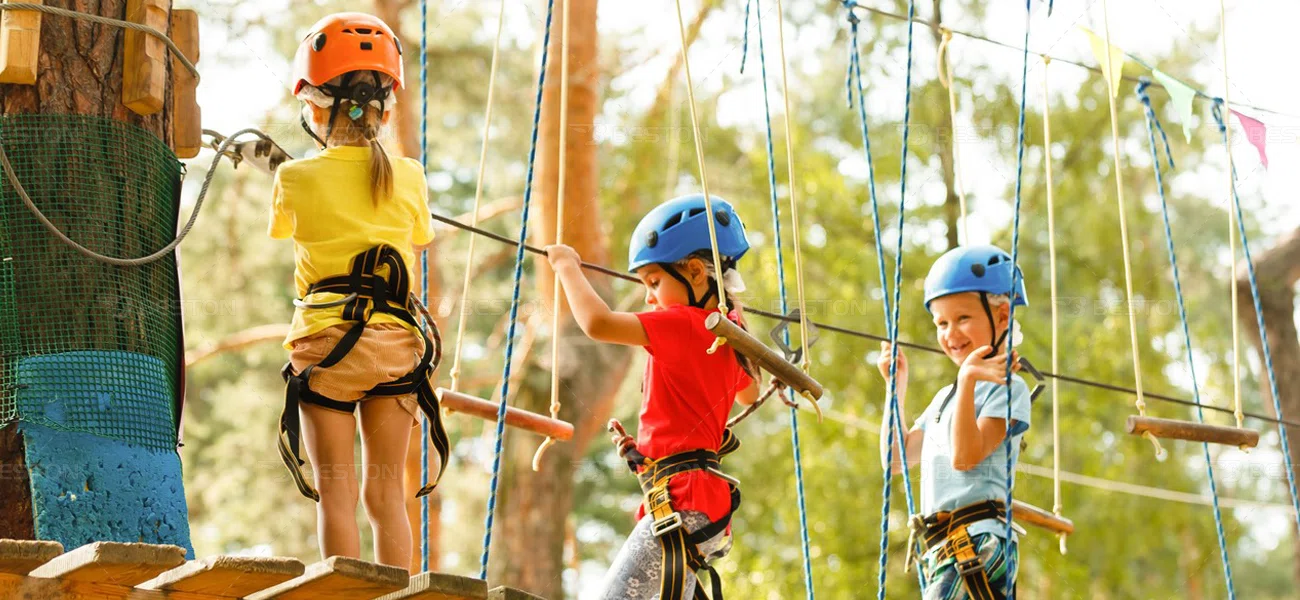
left=292, top=13, right=404, bottom=95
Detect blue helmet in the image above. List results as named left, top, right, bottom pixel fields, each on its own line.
left=923, top=245, right=1028, bottom=313
left=627, top=194, right=750, bottom=272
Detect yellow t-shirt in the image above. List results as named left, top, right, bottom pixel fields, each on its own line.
left=269, top=146, right=435, bottom=349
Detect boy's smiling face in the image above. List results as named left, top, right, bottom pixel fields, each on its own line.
left=930, top=292, right=1009, bottom=365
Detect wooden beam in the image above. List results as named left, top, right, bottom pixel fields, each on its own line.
left=169, top=9, right=200, bottom=159
left=27, top=541, right=185, bottom=586
left=1011, top=499, right=1075, bottom=536
left=0, top=539, right=62, bottom=576
left=121, top=0, right=169, bottom=115
left=1126, top=415, right=1260, bottom=448
left=705, top=312, right=824, bottom=400
left=436, top=389, right=574, bottom=440
left=376, top=571, right=488, bottom=600
left=0, top=0, right=42, bottom=85
left=244, top=555, right=409, bottom=600
left=487, top=587, right=545, bottom=600
left=137, top=555, right=306, bottom=598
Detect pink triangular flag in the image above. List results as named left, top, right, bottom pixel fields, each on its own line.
left=1231, top=109, right=1269, bottom=168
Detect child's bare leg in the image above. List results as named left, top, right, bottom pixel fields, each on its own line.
left=301, top=402, right=360, bottom=560
left=359, top=396, right=416, bottom=570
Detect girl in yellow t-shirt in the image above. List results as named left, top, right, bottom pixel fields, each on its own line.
left=270, top=12, right=444, bottom=570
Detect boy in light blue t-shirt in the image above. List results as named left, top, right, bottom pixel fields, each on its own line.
left=877, top=245, right=1032, bottom=600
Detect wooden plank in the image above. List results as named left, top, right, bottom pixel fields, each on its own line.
left=121, top=0, right=169, bottom=115
left=137, top=555, right=305, bottom=598
left=487, top=587, right=545, bottom=600
left=437, top=389, right=574, bottom=440
left=375, top=571, right=488, bottom=600
left=169, top=9, right=200, bottom=159
left=1126, top=415, right=1260, bottom=448
left=1011, top=499, right=1075, bottom=536
left=0, top=539, right=63, bottom=575
left=244, top=555, right=409, bottom=600
left=705, top=312, right=823, bottom=400
left=26, top=541, right=185, bottom=586
left=0, top=575, right=170, bottom=599
left=0, top=0, right=42, bottom=84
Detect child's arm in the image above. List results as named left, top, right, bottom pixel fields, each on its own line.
left=545, top=244, right=650, bottom=347
left=950, top=346, right=1022, bottom=471
left=735, top=379, right=760, bottom=407
left=877, top=342, right=922, bottom=474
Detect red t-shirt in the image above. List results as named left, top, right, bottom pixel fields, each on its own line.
left=633, top=305, right=753, bottom=523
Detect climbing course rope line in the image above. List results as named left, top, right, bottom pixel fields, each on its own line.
left=937, top=28, right=969, bottom=245
left=873, top=0, right=920, bottom=594
left=1209, top=99, right=1300, bottom=558
left=1000, top=0, right=1033, bottom=561
left=1099, top=0, right=1164, bottom=461
left=1219, top=0, right=1245, bottom=433
left=1041, top=54, right=1066, bottom=556
left=479, top=0, right=558, bottom=580
left=740, top=1, right=816, bottom=596
left=420, top=0, right=433, bottom=573
left=532, top=0, right=573, bottom=473
left=1136, top=79, right=1236, bottom=600
left=671, top=0, right=729, bottom=324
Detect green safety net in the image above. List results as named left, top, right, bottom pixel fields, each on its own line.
left=0, top=114, right=184, bottom=451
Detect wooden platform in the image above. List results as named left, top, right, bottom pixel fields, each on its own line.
left=0, top=539, right=545, bottom=599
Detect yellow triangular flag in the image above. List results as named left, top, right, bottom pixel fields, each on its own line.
left=1080, top=27, right=1127, bottom=98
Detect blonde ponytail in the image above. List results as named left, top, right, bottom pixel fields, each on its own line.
left=361, top=111, right=394, bottom=207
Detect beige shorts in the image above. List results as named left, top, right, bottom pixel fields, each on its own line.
left=289, top=323, right=423, bottom=424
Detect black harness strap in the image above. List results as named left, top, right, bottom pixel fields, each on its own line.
left=278, top=245, right=450, bottom=501
left=913, top=500, right=1009, bottom=600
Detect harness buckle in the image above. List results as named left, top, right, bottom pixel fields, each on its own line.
left=957, top=556, right=984, bottom=577
left=652, top=512, right=684, bottom=536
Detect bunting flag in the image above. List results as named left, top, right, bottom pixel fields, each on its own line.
left=1231, top=109, right=1269, bottom=168
left=1152, top=69, right=1198, bottom=142
left=1081, top=27, right=1127, bottom=97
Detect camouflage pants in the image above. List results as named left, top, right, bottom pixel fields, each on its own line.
left=593, top=511, right=732, bottom=600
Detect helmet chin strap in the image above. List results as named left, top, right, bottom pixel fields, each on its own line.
left=659, top=259, right=733, bottom=310
left=977, top=291, right=1012, bottom=358
left=302, top=71, right=390, bottom=150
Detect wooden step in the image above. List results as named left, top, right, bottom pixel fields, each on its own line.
left=27, top=541, right=186, bottom=586
left=376, top=571, right=488, bottom=600
left=137, top=555, right=306, bottom=598
left=0, top=539, right=63, bottom=576
left=245, top=555, right=409, bottom=600
left=488, top=587, right=545, bottom=600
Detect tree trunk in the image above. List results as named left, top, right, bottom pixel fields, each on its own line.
left=373, top=0, right=449, bottom=572
left=488, top=0, right=635, bottom=595
left=1235, top=226, right=1300, bottom=586
left=929, top=0, right=960, bottom=249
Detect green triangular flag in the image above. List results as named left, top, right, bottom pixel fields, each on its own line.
left=1152, top=69, right=1197, bottom=142
left=1081, top=27, right=1127, bottom=98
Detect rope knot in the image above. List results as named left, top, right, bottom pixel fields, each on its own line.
left=843, top=1, right=860, bottom=25
left=1210, top=98, right=1229, bottom=134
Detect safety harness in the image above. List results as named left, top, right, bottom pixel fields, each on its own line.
left=610, top=420, right=742, bottom=600
left=907, top=500, right=1015, bottom=600
left=278, top=245, right=450, bottom=501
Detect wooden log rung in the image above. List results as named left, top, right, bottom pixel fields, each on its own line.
left=27, top=541, right=186, bottom=586
left=436, top=389, right=574, bottom=441
left=137, top=555, right=306, bottom=598
left=705, top=312, right=824, bottom=400
left=244, top=555, right=409, bottom=600
left=1126, top=415, right=1260, bottom=448
left=0, top=539, right=63, bottom=576
left=376, top=571, right=488, bottom=600
left=488, top=587, right=546, bottom=600
left=1011, top=500, right=1075, bottom=536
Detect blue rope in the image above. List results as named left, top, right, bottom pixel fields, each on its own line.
left=746, top=3, right=814, bottom=596
left=419, top=0, right=431, bottom=574
left=1137, top=80, right=1236, bottom=599
left=1001, top=5, right=1032, bottom=588
left=1211, top=99, right=1300, bottom=543
left=479, top=0, right=557, bottom=580
left=869, top=0, right=919, bottom=595
left=740, top=0, right=752, bottom=75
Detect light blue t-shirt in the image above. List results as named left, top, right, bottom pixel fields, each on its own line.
left=917, top=375, right=1032, bottom=541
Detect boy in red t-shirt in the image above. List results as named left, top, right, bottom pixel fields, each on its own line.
left=544, top=194, right=759, bottom=600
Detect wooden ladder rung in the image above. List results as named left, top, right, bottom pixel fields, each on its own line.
left=27, top=541, right=186, bottom=586
left=244, top=555, right=409, bottom=600
left=137, top=555, right=306, bottom=598
left=488, top=587, right=546, bottom=600
left=1127, top=415, right=1260, bottom=448
left=705, top=312, right=824, bottom=400
left=376, top=571, right=488, bottom=600
left=436, top=389, right=574, bottom=440
left=0, top=539, right=63, bottom=576
left=1011, top=500, right=1075, bottom=536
